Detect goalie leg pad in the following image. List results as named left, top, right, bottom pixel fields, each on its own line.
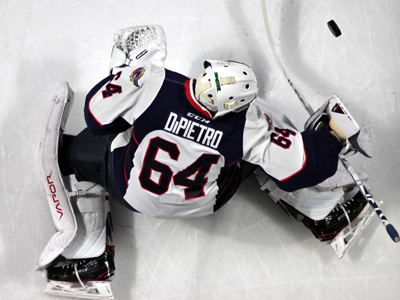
left=37, top=82, right=77, bottom=271
left=255, top=169, right=344, bottom=220
left=316, top=161, right=368, bottom=193
left=256, top=168, right=377, bottom=258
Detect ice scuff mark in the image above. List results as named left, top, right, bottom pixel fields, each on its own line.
left=385, top=89, right=399, bottom=114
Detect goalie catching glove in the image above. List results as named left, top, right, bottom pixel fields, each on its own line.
left=109, top=24, right=167, bottom=71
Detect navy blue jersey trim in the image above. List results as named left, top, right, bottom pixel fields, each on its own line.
left=164, top=69, right=189, bottom=84
left=271, top=130, right=339, bottom=192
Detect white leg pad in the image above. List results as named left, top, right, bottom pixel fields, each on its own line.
left=316, top=162, right=368, bottom=192
left=37, top=83, right=77, bottom=271
left=62, top=179, right=110, bottom=259
left=255, top=169, right=344, bottom=220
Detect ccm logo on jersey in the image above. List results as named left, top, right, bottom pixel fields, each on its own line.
left=46, top=171, right=64, bottom=220
left=187, top=112, right=210, bottom=124
left=130, top=68, right=146, bottom=88
left=164, top=112, right=223, bottom=149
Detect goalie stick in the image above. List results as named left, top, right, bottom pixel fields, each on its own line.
left=260, top=0, right=400, bottom=243
left=340, top=157, right=400, bottom=242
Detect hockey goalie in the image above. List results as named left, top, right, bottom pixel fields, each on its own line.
left=37, top=24, right=378, bottom=299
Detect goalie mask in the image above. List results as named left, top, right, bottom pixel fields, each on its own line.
left=195, top=60, right=258, bottom=118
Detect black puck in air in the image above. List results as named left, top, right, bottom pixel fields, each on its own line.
left=327, top=20, right=341, bottom=37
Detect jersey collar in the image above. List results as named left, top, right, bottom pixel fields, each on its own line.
left=184, top=79, right=213, bottom=119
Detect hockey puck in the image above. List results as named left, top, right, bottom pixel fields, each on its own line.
left=327, top=20, right=341, bottom=37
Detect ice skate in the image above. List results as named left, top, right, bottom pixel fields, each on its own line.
left=278, top=189, right=378, bottom=258
left=44, top=245, right=115, bottom=300
left=328, top=191, right=382, bottom=258
left=302, top=191, right=369, bottom=243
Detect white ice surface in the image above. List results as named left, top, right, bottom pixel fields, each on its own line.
left=1, top=0, right=400, bottom=299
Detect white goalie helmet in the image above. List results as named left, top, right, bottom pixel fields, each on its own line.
left=195, top=60, right=259, bottom=118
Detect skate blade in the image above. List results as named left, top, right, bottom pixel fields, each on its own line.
left=330, top=201, right=381, bottom=259
left=44, top=280, right=114, bottom=300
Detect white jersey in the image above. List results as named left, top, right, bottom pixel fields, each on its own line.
left=84, top=62, right=310, bottom=218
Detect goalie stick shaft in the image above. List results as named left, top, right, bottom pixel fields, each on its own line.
left=260, top=0, right=314, bottom=116
left=340, top=157, right=400, bottom=242
left=260, top=0, right=400, bottom=243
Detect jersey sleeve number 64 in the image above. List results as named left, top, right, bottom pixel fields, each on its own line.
left=270, top=127, right=296, bottom=149
left=139, top=137, right=220, bottom=200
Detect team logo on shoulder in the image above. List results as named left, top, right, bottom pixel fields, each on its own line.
left=263, top=113, right=274, bottom=130
left=130, top=67, right=146, bottom=88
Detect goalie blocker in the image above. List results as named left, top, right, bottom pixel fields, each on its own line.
left=304, top=94, right=371, bottom=158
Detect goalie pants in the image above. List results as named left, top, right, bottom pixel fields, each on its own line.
left=60, top=128, right=257, bottom=214
left=60, top=128, right=134, bottom=211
